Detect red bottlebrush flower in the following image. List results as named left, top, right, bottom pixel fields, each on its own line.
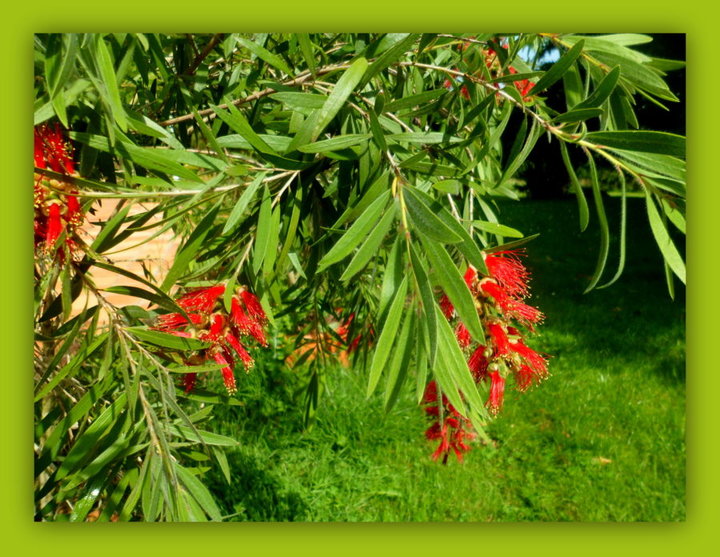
left=176, top=285, right=226, bottom=314
left=514, top=364, right=537, bottom=392
left=468, top=345, right=489, bottom=382
left=484, top=251, right=530, bottom=298
left=182, top=372, right=198, bottom=393
left=439, top=294, right=454, bottom=320
left=153, top=284, right=269, bottom=395
left=212, top=352, right=237, bottom=395
left=480, top=280, right=543, bottom=327
left=422, top=380, right=476, bottom=463
left=487, top=322, right=510, bottom=356
left=240, top=290, right=267, bottom=323
left=509, top=338, right=548, bottom=378
left=34, top=123, right=75, bottom=174
left=34, top=124, right=86, bottom=255
left=45, top=202, right=63, bottom=247
left=463, top=265, right=478, bottom=291
left=224, top=331, right=254, bottom=370
left=455, top=322, right=471, bottom=348
left=487, top=371, right=505, bottom=415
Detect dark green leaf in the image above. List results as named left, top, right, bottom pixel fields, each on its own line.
left=317, top=190, right=390, bottom=272
left=367, top=276, right=408, bottom=396
left=573, top=66, right=621, bottom=110
left=125, top=327, right=210, bottom=351
left=646, top=193, right=686, bottom=283
left=340, top=205, right=395, bottom=282
left=404, top=186, right=463, bottom=244
left=222, top=171, right=267, bottom=235
left=531, top=39, right=585, bottom=94
left=420, top=236, right=484, bottom=343
left=236, top=36, right=292, bottom=76
left=585, top=130, right=685, bottom=158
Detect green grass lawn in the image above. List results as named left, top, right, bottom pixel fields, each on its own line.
left=204, top=197, right=685, bottom=522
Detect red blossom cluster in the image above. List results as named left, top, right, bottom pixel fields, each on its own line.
left=424, top=249, right=549, bottom=462
left=443, top=44, right=535, bottom=102
left=34, top=123, right=84, bottom=255
left=154, top=284, right=268, bottom=395
left=423, top=380, right=476, bottom=464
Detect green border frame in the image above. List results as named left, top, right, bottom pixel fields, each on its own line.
left=6, top=5, right=712, bottom=555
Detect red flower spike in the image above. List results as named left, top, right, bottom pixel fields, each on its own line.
left=34, top=123, right=75, bottom=175
left=240, top=290, right=267, bottom=323
left=487, top=322, right=510, bottom=356
left=463, top=266, right=477, bottom=290
left=176, top=285, right=225, bottom=314
left=213, top=352, right=237, bottom=395
left=509, top=339, right=548, bottom=377
left=439, top=294, right=454, bottom=320
left=183, top=373, right=198, bottom=393
left=487, top=371, right=505, bottom=414
left=225, top=332, right=254, bottom=370
left=45, top=202, right=62, bottom=247
left=485, top=251, right=530, bottom=298
left=455, top=322, right=471, bottom=348
left=514, top=364, right=537, bottom=392
left=468, top=345, right=489, bottom=382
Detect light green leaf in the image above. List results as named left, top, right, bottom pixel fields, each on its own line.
left=404, top=187, right=463, bottom=244
left=646, top=193, right=686, bottom=283
left=317, top=190, right=389, bottom=272
left=340, top=205, right=395, bottom=282
left=531, top=39, right=585, bottom=94
left=421, top=236, right=484, bottom=343
left=367, top=276, right=408, bottom=396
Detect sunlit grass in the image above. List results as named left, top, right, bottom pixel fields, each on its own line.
left=205, top=198, right=685, bottom=522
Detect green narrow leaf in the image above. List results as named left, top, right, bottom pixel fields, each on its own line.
left=340, top=205, right=395, bottom=282
left=317, top=190, right=390, bottom=272
left=404, top=186, right=463, bottom=244
left=598, top=171, right=627, bottom=289
left=222, top=172, right=267, bottom=234
left=553, top=108, right=604, bottom=124
left=646, top=192, right=686, bottom=284
left=167, top=425, right=239, bottom=447
left=420, top=236, right=484, bottom=343
left=531, top=39, right=585, bottom=94
left=53, top=392, right=127, bottom=479
left=61, top=261, right=73, bottom=321
left=236, top=36, right=292, bottom=76
left=574, top=65, right=621, bottom=110
left=497, top=118, right=542, bottom=187
left=362, top=34, right=418, bottom=90
left=297, top=133, right=371, bottom=153
left=297, top=34, right=317, bottom=75
left=95, top=35, right=127, bottom=131
left=410, top=245, right=438, bottom=367
left=211, top=103, right=277, bottom=155
left=288, top=57, right=369, bottom=151
left=252, top=186, right=272, bottom=274
left=433, top=304, right=491, bottom=434
left=559, top=141, right=589, bottom=232
left=585, top=130, right=685, bottom=158
left=471, top=221, right=524, bottom=238
left=367, top=276, right=408, bottom=396
left=583, top=154, right=610, bottom=293
left=384, top=309, right=415, bottom=412
left=125, top=327, right=210, bottom=351
left=262, top=205, right=281, bottom=277
left=34, top=333, right=109, bottom=401
left=161, top=202, right=221, bottom=290
left=270, top=92, right=326, bottom=110
left=408, top=188, right=489, bottom=276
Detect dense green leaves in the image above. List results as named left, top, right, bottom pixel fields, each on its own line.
left=33, top=32, right=685, bottom=522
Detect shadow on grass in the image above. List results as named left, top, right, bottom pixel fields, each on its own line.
left=498, top=196, right=685, bottom=385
